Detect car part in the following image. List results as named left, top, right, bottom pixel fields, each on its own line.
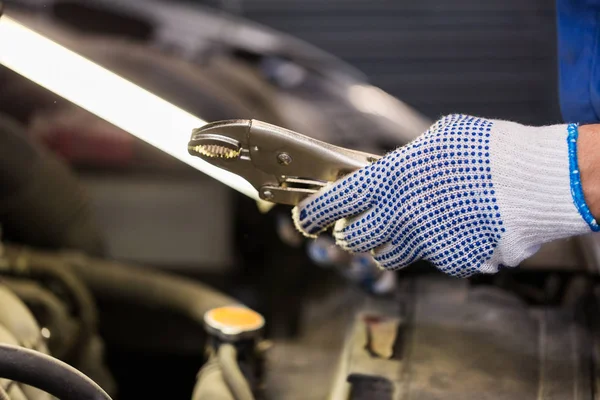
left=217, top=344, right=255, bottom=400
left=2, top=278, right=79, bottom=361
left=198, top=306, right=267, bottom=400
left=62, top=252, right=242, bottom=330
left=1, top=243, right=261, bottom=397
left=0, top=244, right=113, bottom=395
left=1, top=245, right=98, bottom=362
left=328, top=277, right=595, bottom=400
left=0, top=281, right=104, bottom=400
left=188, top=119, right=379, bottom=205
left=204, top=306, right=265, bottom=342
left=1, top=244, right=246, bottom=353
left=0, top=344, right=111, bottom=400
left=193, top=345, right=257, bottom=400
left=193, top=357, right=237, bottom=400
left=0, top=283, right=52, bottom=400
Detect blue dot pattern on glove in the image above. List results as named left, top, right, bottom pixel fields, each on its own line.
left=295, top=114, right=505, bottom=278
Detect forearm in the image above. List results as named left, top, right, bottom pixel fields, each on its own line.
left=578, top=124, right=600, bottom=220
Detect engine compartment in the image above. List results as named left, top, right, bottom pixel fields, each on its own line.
left=0, top=1, right=599, bottom=399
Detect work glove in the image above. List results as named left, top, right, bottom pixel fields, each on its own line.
left=293, top=114, right=598, bottom=277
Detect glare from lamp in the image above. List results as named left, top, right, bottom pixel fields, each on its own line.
left=0, top=16, right=260, bottom=201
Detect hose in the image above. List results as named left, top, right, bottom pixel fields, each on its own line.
left=2, top=278, right=77, bottom=360
left=3, top=244, right=242, bottom=356
left=0, top=284, right=48, bottom=355
left=62, top=252, right=240, bottom=327
left=0, top=324, right=52, bottom=400
left=192, top=358, right=236, bottom=400
left=0, top=344, right=111, bottom=400
left=218, top=344, right=254, bottom=400
left=1, top=245, right=98, bottom=362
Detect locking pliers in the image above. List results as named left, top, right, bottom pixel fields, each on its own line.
left=188, top=119, right=380, bottom=205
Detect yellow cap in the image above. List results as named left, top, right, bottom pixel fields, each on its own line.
left=204, top=305, right=265, bottom=340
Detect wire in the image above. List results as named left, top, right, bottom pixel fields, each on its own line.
left=0, top=344, right=111, bottom=400
left=218, top=344, right=255, bottom=400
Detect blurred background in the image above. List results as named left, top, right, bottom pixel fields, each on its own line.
left=0, top=1, right=597, bottom=400
left=243, top=0, right=562, bottom=125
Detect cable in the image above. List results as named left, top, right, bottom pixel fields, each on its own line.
left=0, top=344, right=111, bottom=400
left=218, top=344, right=254, bottom=400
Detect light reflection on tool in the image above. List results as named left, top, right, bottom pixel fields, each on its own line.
left=0, top=15, right=260, bottom=201
left=188, top=119, right=381, bottom=205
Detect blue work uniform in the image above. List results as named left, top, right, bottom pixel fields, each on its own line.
left=557, top=0, right=600, bottom=123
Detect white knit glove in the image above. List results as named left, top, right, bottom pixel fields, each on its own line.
left=293, top=114, right=599, bottom=277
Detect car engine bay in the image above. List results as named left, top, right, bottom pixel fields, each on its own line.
left=0, top=1, right=600, bottom=399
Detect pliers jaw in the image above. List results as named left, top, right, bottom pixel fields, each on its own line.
left=188, top=120, right=276, bottom=198
left=188, top=119, right=380, bottom=205
left=189, top=119, right=249, bottom=160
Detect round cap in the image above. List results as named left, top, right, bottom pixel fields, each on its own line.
left=204, top=305, right=265, bottom=341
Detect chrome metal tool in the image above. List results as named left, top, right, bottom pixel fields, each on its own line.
left=188, top=119, right=380, bottom=205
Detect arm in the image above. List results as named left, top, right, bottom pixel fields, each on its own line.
left=579, top=124, right=600, bottom=219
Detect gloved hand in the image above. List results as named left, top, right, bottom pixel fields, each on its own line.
left=293, top=114, right=599, bottom=277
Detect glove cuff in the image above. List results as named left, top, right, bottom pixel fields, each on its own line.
left=482, top=120, right=596, bottom=271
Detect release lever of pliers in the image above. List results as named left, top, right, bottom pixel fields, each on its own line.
left=188, top=119, right=380, bottom=206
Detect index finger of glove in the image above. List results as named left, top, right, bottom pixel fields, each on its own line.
left=292, top=170, right=372, bottom=237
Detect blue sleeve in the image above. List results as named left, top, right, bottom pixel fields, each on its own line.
left=556, top=0, right=600, bottom=123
